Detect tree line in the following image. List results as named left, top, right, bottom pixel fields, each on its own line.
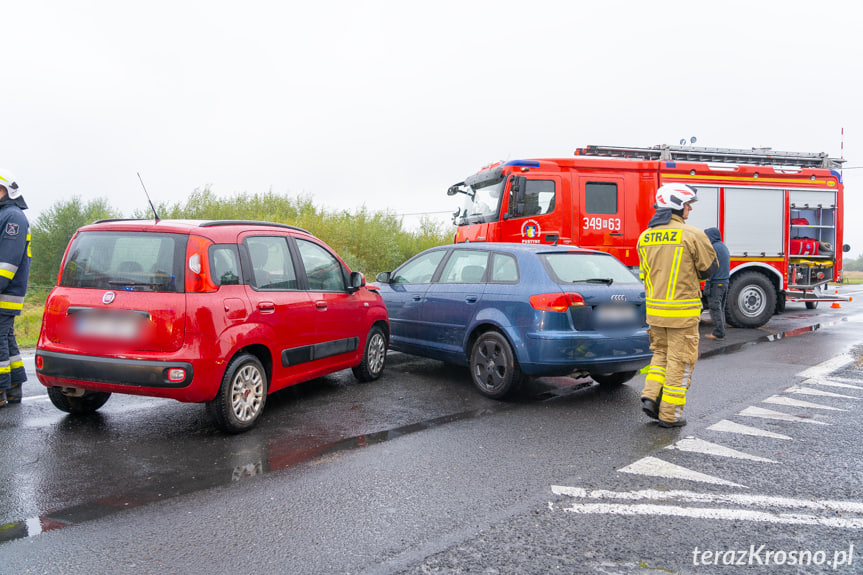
left=28, top=188, right=454, bottom=290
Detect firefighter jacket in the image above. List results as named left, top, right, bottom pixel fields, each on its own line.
left=0, top=201, right=31, bottom=316
left=637, top=212, right=718, bottom=328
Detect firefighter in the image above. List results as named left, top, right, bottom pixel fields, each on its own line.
left=0, top=169, right=30, bottom=408
left=637, top=183, right=717, bottom=427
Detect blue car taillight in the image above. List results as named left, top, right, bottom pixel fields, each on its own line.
left=529, top=292, right=585, bottom=312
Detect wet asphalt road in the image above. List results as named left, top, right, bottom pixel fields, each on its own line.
left=2, top=286, right=863, bottom=574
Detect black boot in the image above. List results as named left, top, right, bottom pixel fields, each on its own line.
left=7, top=384, right=21, bottom=404
left=658, top=418, right=687, bottom=428
left=641, top=397, right=659, bottom=420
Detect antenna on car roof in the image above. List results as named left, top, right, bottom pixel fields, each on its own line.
left=137, top=172, right=161, bottom=222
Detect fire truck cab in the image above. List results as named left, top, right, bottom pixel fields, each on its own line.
left=449, top=144, right=849, bottom=329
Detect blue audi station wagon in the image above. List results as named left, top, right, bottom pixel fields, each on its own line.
left=375, top=243, right=651, bottom=398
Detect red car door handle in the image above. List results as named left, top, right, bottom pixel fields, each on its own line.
left=257, top=302, right=275, bottom=313
left=316, top=300, right=328, bottom=310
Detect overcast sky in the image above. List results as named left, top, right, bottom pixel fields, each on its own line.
left=3, top=0, right=862, bottom=256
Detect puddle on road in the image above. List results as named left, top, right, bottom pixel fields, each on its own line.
left=698, top=316, right=849, bottom=361
left=0, top=405, right=515, bottom=544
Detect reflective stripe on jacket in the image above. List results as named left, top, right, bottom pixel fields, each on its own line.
left=0, top=203, right=30, bottom=316
left=637, top=215, right=717, bottom=328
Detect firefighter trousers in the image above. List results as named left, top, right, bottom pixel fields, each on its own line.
left=640, top=325, right=699, bottom=423
left=0, top=314, right=26, bottom=392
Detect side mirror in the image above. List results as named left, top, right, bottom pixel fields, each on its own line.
left=844, top=244, right=851, bottom=253
left=508, top=176, right=526, bottom=218
left=348, top=271, right=365, bottom=292
left=375, top=271, right=391, bottom=283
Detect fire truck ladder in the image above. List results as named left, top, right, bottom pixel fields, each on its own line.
left=575, top=145, right=845, bottom=169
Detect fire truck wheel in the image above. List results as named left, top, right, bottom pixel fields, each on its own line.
left=727, top=271, right=776, bottom=329
left=469, top=330, right=523, bottom=399
left=805, top=301, right=819, bottom=310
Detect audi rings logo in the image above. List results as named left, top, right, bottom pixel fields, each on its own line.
left=610, top=295, right=627, bottom=302
left=102, top=291, right=116, bottom=305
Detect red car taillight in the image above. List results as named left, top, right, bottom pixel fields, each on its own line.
left=529, top=292, right=585, bottom=312
left=184, top=236, right=218, bottom=293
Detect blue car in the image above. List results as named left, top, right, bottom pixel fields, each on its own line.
left=374, top=243, right=651, bottom=398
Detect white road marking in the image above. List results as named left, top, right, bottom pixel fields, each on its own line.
left=802, top=377, right=863, bottom=390
left=763, top=395, right=846, bottom=411
left=785, top=385, right=860, bottom=399
left=665, top=437, right=776, bottom=463
left=618, top=456, right=746, bottom=488
left=552, top=352, right=863, bottom=528
left=551, top=487, right=863, bottom=513
left=737, top=406, right=829, bottom=425
left=554, top=502, right=863, bottom=529
left=550, top=487, right=863, bottom=528
left=796, top=354, right=854, bottom=379
left=814, top=375, right=863, bottom=386
left=707, top=419, right=792, bottom=440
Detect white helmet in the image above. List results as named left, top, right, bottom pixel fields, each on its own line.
left=0, top=169, right=21, bottom=199
left=656, top=183, right=697, bottom=210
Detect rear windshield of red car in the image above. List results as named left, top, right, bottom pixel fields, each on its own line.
left=59, top=231, right=187, bottom=293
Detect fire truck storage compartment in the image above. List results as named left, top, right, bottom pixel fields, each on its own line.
left=789, top=190, right=836, bottom=255
left=724, top=188, right=784, bottom=256
left=682, top=186, right=719, bottom=232
left=789, top=260, right=833, bottom=288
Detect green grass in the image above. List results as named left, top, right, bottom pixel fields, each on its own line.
left=841, top=271, right=863, bottom=285
left=16, top=288, right=49, bottom=349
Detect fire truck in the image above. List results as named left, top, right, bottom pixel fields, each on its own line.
left=448, top=144, right=850, bottom=328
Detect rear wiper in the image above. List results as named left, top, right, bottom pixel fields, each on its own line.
left=574, top=278, right=614, bottom=285
left=107, top=280, right=162, bottom=290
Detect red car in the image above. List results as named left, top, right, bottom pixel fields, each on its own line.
left=36, top=219, right=389, bottom=433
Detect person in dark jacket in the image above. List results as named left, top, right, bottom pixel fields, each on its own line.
left=703, top=227, right=730, bottom=340
left=0, top=169, right=30, bottom=407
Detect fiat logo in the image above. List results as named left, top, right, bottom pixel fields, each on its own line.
left=102, top=291, right=116, bottom=305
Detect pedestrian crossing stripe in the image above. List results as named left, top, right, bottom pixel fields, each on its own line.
left=618, top=456, right=746, bottom=488
left=665, top=437, right=776, bottom=463
left=803, top=377, right=863, bottom=390
left=737, top=406, right=829, bottom=425
left=763, top=395, right=846, bottom=411
left=707, top=419, right=793, bottom=440
left=785, top=385, right=860, bottom=400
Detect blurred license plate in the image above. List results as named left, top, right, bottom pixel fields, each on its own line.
left=75, top=312, right=143, bottom=339
left=595, top=305, right=637, bottom=323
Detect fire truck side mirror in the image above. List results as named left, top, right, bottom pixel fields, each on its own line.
left=508, top=176, right=526, bottom=217
left=843, top=244, right=851, bottom=253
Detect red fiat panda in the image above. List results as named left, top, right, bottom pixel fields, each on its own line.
left=35, top=219, right=389, bottom=433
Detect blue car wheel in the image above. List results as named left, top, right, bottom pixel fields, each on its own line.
left=470, top=331, right=523, bottom=399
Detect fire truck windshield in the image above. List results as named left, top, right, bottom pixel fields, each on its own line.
left=455, top=180, right=504, bottom=225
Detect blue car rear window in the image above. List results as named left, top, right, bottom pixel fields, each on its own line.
left=540, top=253, right=639, bottom=285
